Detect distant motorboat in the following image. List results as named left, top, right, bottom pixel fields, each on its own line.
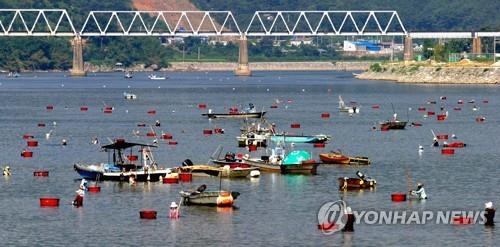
left=338, top=95, right=360, bottom=114
left=148, top=74, right=167, bottom=80
left=123, top=92, right=137, bottom=100
left=124, top=71, right=133, bottom=79
left=7, top=71, right=19, bottom=78
left=270, top=134, right=331, bottom=144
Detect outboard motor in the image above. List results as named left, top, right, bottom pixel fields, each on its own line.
left=182, top=159, right=194, bottom=167
left=196, top=184, right=207, bottom=193
left=356, top=171, right=366, bottom=180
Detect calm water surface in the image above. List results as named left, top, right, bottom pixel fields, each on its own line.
left=0, top=71, right=499, bottom=246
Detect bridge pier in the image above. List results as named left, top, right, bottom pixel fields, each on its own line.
left=235, top=36, right=251, bottom=76
left=70, top=36, right=86, bottom=76
left=403, top=36, right=414, bottom=62
left=472, top=37, right=482, bottom=54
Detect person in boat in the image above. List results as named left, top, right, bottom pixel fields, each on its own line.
left=342, top=207, right=355, bottom=232
left=155, top=120, right=161, bottom=127
left=247, top=103, right=256, bottom=113
left=432, top=138, right=439, bottom=147
left=224, top=152, right=236, bottom=162
left=392, top=113, right=398, bottom=121
left=3, top=166, right=11, bottom=176
left=169, top=202, right=180, bottom=219
left=485, top=201, right=495, bottom=226
left=410, top=182, right=427, bottom=200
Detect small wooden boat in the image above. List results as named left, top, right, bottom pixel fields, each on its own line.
left=180, top=186, right=240, bottom=207
left=380, top=120, right=407, bottom=130
left=319, top=152, right=350, bottom=164
left=347, top=156, right=371, bottom=165
left=338, top=171, right=376, bottom=190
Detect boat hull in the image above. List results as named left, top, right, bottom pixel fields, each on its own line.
left=380, top=121, right=407, bottom=130
left=319, top=153, right=350, bottom=164
left=244, top=158, right=317, bottom=175
left=338, top=177, right=376, bottom=190
left=271, top=135, right=330, bottom=144
left=202, top=111, right=266, bottom=119
left=180, top=191, right=239, bottom=206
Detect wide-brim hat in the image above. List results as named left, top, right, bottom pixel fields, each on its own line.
left=170, top=202, right=178, bottom=208
left=485, top=201, right=493, bottom=209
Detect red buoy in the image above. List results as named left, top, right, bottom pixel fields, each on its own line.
left=441, top=149, right=455, bottom=155
left=437, top=114, right=447, bottom=121
left=436, top=134, right=448, bottom=140
left=317, top=222, right=337, bottom=231
left=476, top=116, right=486, bottom=123
left=139, top=210, right=157, bottom=219
left=21, top=150, right=33, bottom=158
left=214, top=128, right=224, bottom=134
left=418, top=107, right=426, bottom=112
left=391, top=193, right=407, bottom=202
left=103, top=109, right=113, bottom=114
left=270, top=105, right=278, bottom=109
left=162, top=133, right=173, bottom=139
left=371, top=104, right=380, bottom=109
left=457, top=100, right=464, bottom=104
left=452, top=216, right=472, bottom=225
left=313, top=143, right=326, bottom=148
left=27, top=140, right=38, bottom=147
left=46, top=105, right=54, bottom=111
left=87, top=186, right=101, bottom=193
left=168, top=141, right=178, bottom=145
left=38, top=123, right=46, bottom=127
left=163, top=177, right=179, bottom=184
left=321, top=113, right=330, bottom=118
left=483, top=100, right=489, bottom=104
left=147, top=110, right=156, bottom=115
left=203, top=129, right=213, bottom=135
left=146, top=132, right=156, bottom=137
left=454, top=107, right=461, bottom=111
left=179, top=173, right=192, bottom=182
left=198, top=103, right=207, bottom=109
left=290, top=123, right=301, bottom=129
left=33, top=170, right=49, bottom=177
left=80, top=106, right=88, bottom=111
left=427, top=111, right=435, bottom=116
left=40, top=197, right=59, bottom=207
left=127, top=155, right=138, bottom=161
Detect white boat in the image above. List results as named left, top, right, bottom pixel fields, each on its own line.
left=124, top=71, right=133, bottom=79
left=123, top=92, right=137, bottom=100
left=148, top=74, right=167, bottom=80
left=338, top=95, right=360, bottom=114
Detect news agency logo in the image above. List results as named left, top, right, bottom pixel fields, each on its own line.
left=317, top=200, right=347, bottom=235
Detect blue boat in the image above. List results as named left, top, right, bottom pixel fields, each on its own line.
left=270, top=134, right=331, bottom=144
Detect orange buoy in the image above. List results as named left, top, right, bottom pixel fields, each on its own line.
left=313, top=143, right=325, bottom=148
left=33, top=170, right=49, bottom=177
left=146, top=132, right=156, bottom=137
left=87, top=186, right=101, bottom=193
left=40, top=197, right=59, bottom=207
left=203, top=129, right=213, bottom=135
left=179, top=173, right=192, bottom=182
left=80, top=106, right=88, bottom=111
left=452, top=216, right=472, bottom=225
left=198, top=103, right=207, bottom=109
left=168, top=141, right=178, bottom=145
left=21, top=150, right=33, bottom=158
left=38, top=123, right=46, bottom=127
left=163, top=177, right=179, bottom=184
left=436, top=134, right=448, bottom=140
left=391, top=193, right=407, bottom=202
left=27, top=140, right=38, bottom=147
left=371, top=104, right=380, bottom=109
left=216, top=191, right=234, bottom=207
left=127, top=155, right=138, bottom=161
left=291, top=123, right=300, bottom=129
left=139, top=210, right=157, bottom=219
left=441, top=149, right=455, bottom=155
left=321, top=112, right=330, bottom=118
left=427, top=111, right=435, bottom=116
left=147, top=110, right=156, bottom=115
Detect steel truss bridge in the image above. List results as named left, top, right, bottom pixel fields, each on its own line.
left=0, top=9, right=499, bottom=38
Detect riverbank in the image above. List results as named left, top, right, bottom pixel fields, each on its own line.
left=357, top=62, right=500, bottom=84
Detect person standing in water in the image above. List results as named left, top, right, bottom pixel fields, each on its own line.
left=410, top=182, right=427, bottom=200
left=485, top=202, right=495, bottom=226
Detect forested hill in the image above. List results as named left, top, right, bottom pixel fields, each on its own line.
left=192, top=0, right=500, bottom=31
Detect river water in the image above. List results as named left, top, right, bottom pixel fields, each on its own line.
left=0, top=71, right=499, bottom=246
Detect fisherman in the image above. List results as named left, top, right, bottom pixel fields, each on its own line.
left=155, top=120, right=161, bottom=127
left=342, top=207, right=355, bottom=232
left=169, top=202, right=180, bottom=219
left=61, top=139, right=67, bottom=146
left=484, top=201, right=495, bottom=226
left=410, top=182, right=427, bottom=200
left=3, top=166, right=11, bottom=176
left=432, top=138, right=439, bottom=147
left=92, top=137, right=99, bottom=145
left=72, top=179, right=87, bottom=207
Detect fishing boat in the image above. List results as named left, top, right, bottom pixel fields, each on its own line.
left=270, top=134, right=331, bottom=144
left=124, top=71, right=133, bottom=79
left=180, top=185, right=240, bottom=207
left=148, top=74, right=167, bottom=80
left=7, top=71, right=20, bottom=78
left=338, top=95, right=360, bottom=114
left=379, top=113, right=407, bottom=130
left=243, top=147, right=318, bottom=175
left=202, top=103, right=266, bottom=119
left=338, top=171, right=376, bottom=190
left=123, top=92, right=137, bottom=100
left=73, top=139, right=168, bottom=182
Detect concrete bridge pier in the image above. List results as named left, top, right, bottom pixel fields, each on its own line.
left=403, top=36, right=414, bottom=62
left=235, top=36, right=251, bottom=76
left=71, top=36, right=86, bottom=76
left=472, top=37, right=482, bottom=54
